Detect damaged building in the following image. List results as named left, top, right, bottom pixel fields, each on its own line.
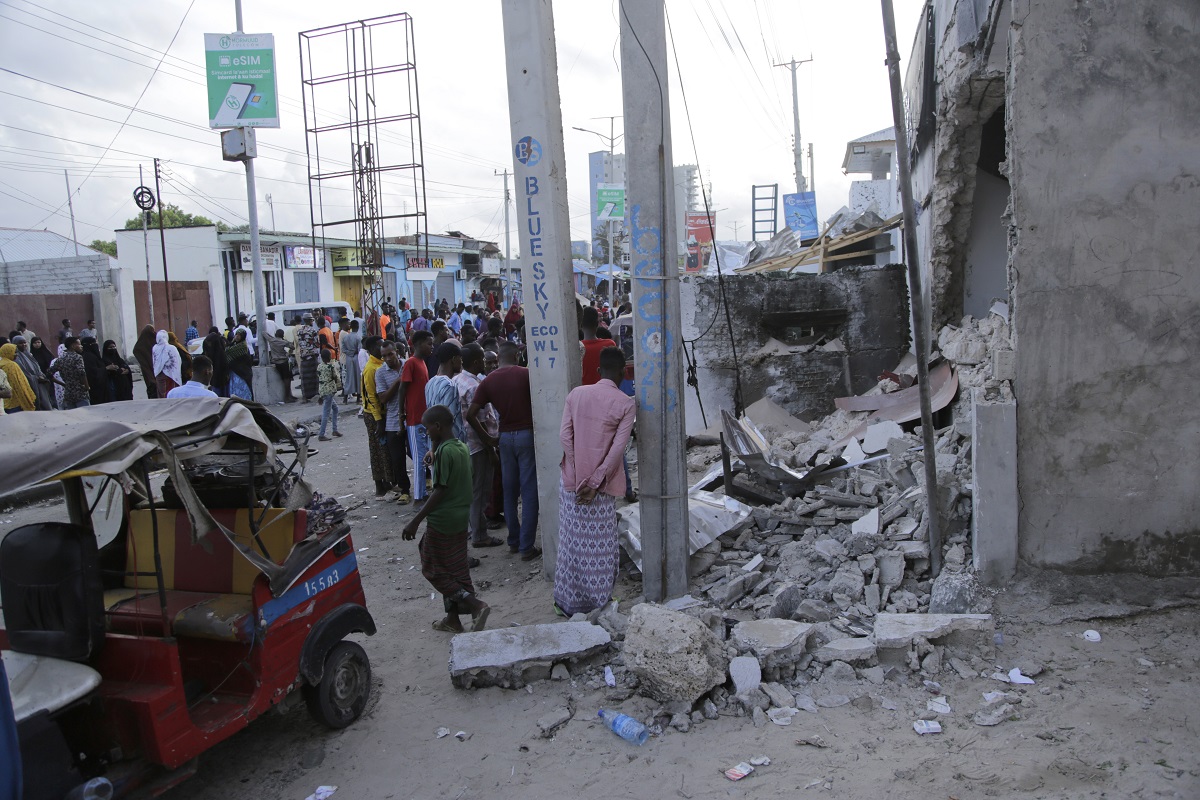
left=907, top=0, right=1200, bottom=575
left=679, top=0, right=1199, bottom=581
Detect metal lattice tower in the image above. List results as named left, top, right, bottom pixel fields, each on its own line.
left=300, top=13, right=429, bottom=333
left=752, top=183, right=779, bottom=241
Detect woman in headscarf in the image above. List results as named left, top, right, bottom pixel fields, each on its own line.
left=132, top=324, right=158, bottom=399
left=50, top=344, right=66, bottom=407
left=81, top=337, right=110, bottom=405
left=167, top=331, right=193, bottom=385
left=102, top=340, right=134, bottom=402
left=202, top=327, right=229, bottom=397
left=151, top=330, right=182, bottom=397
left=11, top=335, right=55, bottom=410
left=224, top=329, right=254, bottom=400
left=0, top=343, right=36, bottom=413
left=29, top=336, right=52, bottom=373
left=504, top=301, right=522, bottom=337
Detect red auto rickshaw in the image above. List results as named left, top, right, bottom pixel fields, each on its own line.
left=0, top=399, right=375, bottom=799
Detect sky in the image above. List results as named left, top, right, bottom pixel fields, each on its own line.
left=0, top=0, right=925, bottom=256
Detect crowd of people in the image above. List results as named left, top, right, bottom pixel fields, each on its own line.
left=1, top=293, right=636, bottom=634
left=0, top=318, right=133, bottom=412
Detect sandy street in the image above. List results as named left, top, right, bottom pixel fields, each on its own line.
left=2, top=411, right=1197, bottom=800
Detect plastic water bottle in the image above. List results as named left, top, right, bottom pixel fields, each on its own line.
left=598, top=708, right=649, bottom=745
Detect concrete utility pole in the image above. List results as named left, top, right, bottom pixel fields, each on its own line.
left=775, top=56, right=813, bottom=193
left=63, top=170, right=79, bottom=255
left=501, top=0, right=582, bottom=577
left=139, top=164, right=155, bottom=326
left=231, top=0, right=271, bottom=399
left=620, top=0, right=690, bottom=602
left=495, top=168, right=511, bottom=302
left=880, top=0, right=942, bottom=576
left=265, top=192, right=275, bottom=231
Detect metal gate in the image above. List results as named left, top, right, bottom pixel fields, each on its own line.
left=436, top=272, right=455, bottom=305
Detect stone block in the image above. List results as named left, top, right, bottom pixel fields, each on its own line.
left=928, top=570, right=991, bottom=614
left=624, top=605, right=730, bottom=703
left=877, top=551, right=905, bottom=589
left=814, top=637, right=877, bottom=664
left=450, top=622, right=612, bottom=689
left=731, top=619, right=814, bottom=670
left=537, top=706, right=574, bottom=737
left=864, top=583, right=881, bottom=611
left=971, top=395, right=1018, bottom=585
left=729, top=656, right=762, bottom=695
left=827, top=564, right=865, bottom=601
left=872, top=613, right=993, bottom=650
left=760, top=681, right=794, bottom=709
left=767, top=583, right=803, bottom=620
left=795, top=599, right=835, bottom=622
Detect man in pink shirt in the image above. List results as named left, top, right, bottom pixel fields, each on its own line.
left=553, top=346, right=636, bottom=616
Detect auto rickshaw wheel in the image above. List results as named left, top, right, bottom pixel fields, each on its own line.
left=303, top=640, right=371, bottom=729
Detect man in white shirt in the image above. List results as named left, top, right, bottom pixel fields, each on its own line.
left=454, top=343, right=502, bottom=547
left=234, top=313, right=255, bottom=357
left=167, top=355, right=219, bottom=399
left=264, top=311, right=280, bottom=338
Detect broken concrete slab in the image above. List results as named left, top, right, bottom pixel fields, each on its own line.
left=537, top=706, right=574, bottom=737
left=760, top=681, right=795, bottom=709
left=814, top=638, right=877, bottom=665
left=450, top=622, right=612, bottom=689
left=731, top=619, right=814, bottom=669
left=827, top=564, right=866, bottom=601
left=861, top=420, right=904, bottom=454
left=767, top=584, right=803, bottom=620
left=852, top=507, right=880, bottom=536
left=729, top=656, right=762, bottom=695
left=624, top=604, right=730, bottom=703
left=872, top=613, right=994, bottom=649
left=929, top=569, right=991, bottom=614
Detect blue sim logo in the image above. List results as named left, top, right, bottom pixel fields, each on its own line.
left=514, top=136, right=542, bottom=167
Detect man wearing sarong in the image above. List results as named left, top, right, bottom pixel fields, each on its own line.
left=553, top=346, right=636, bottom=616
left=402, top=404, right=491, bottom=634
left=297, top=314, right=320, bottom=401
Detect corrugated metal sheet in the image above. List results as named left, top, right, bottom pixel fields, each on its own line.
left=0, top=227, right=102, bottom=264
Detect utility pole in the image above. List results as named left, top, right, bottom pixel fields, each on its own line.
left=620, top=0, right=689, bottom=601
left=774, top=55, right=813, bottom=193
left=139, top=164, right=155, bottom=326
left=597, top=114, right=621, bottom=310
left=494, top=168, right=511, bottom=302
left=807, top=143, right=815, bottom=196
left=153, top=157, right=174, bottom=331
left=63, top=170, right=79, bottom=255
left=501, top=0, right=582, bottom=577
left=729, top=220, right=740, bottom=240
left=265, top=192, right=275, bottom=231
left=881, top=0, right=942, bottom=576
left=573, top=118, right=624, bottom=308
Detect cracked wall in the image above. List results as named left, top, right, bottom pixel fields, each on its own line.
left=1008, top=0, right=1200, bottom=573
left=680, top=267, right=910, bottom=434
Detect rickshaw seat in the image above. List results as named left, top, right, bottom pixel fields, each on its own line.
left=102, top=509, right=308, bottom=642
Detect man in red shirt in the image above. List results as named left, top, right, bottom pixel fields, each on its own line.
left=401, top=330, right=434, bottom=502
left=467, top=341, right=540, bottom=561
left=579, top=306, right=609, bottom=386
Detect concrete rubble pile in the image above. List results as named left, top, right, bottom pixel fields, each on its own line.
left=450, top=309, right=1025, bottom=736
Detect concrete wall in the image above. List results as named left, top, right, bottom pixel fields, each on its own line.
left=681, top=266, right=911, bottom=433
left=1009, top=0, right=1200, bottom=574
left=0, top=254, right=112, bottom=295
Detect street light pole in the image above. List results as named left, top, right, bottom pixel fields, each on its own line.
left=573, top=119, right=623, bottom=309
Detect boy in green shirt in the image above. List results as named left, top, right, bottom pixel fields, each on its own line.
left=403, top=404, right=491, bottom=633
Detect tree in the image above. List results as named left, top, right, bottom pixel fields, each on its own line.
left=89, top=239, right=117, bottom=257
left=592, top=223, right=627, bottom=266
left=123, top=204, right=228, bottom=232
